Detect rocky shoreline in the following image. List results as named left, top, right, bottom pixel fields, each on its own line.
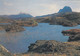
left=0, top=19, right=38, bottom=32
left=0, top=24, right=25, bottom=32
left=62, top=29, right=80, bottom=41
left=35, top=12, right=80, bottom=27
left=28, top=40, right=80, bottom=54
left=16, top=40, right=80, bottom=56
left=1, top=40, right=80, bottom=56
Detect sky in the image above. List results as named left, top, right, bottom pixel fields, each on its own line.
left=0, top=0, right=80, bottom=16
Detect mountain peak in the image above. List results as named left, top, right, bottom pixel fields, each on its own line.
left=58, top=6, right=72, bottom=13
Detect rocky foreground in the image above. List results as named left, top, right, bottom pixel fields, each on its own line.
left=17, top=40, right=80, bottom=56
left=0, top=29, right=80, bottom=56
left=28, top=40, right=80, bottom=54
left=17, top=29, right=80, bottom=56
left=1, top=40, right=80, bottom=56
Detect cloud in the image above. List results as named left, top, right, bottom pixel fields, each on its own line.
left=74, top=8, right=80, bottom=12
left=39, top=4, right=59, bottom=12
left=26, top=3, right=60, bottom=16
left=4, top=2, right=13, bottom=6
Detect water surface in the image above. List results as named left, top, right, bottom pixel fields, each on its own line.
left=0, top=23, right=80, bottom=53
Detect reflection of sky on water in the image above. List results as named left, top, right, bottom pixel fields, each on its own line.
left=0, top=23, right=80, bottom=53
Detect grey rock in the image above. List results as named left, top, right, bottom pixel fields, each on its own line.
left=28, top=40, right=80, bottom=55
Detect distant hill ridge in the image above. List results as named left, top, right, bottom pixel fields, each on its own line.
left=0, top=13, right=33, bottom=19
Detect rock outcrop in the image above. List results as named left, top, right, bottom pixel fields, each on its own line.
left=0, top=24, right=25, bottom=32
left=68, top=34, right=80, bottom=41
left=28, top=40, right=80, bottom=56
left=62, top=29, right=80, bottom=41
left=62, top=29, right=80, bottom=36
left=4, top=24, right=25, bottom=32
